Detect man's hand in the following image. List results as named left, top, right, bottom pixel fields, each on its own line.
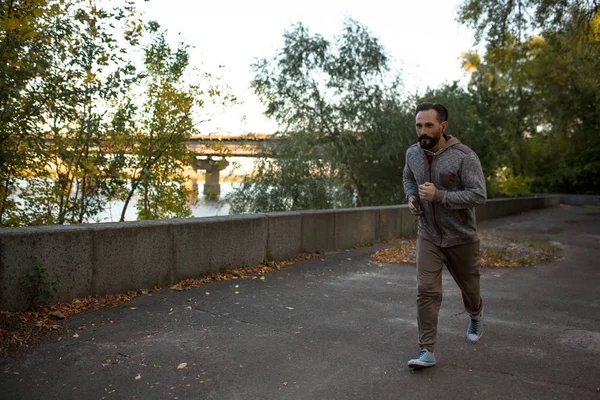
left=408, top=195, right=424, bottom=216
left=418, top=182, right=437, bottom=202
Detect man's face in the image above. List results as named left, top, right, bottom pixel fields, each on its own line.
left=415, top=109, right=446, bottom=150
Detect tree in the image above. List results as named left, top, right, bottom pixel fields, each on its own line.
left=1, top=1, right=239, bottom=226
left=226, top=19, right=414, bottom=214
left=415, top=82, right=500, bottom=195
left=117, top=23, right=238, bottom=221
left=0, top=0, right=59, bottom=226
left=1, top=0, right=144, bottom=225
left=458, top=0, right=600, bottom=194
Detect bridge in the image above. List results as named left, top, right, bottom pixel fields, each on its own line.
left=186, top=133, right=274, bottom=157
left=187, top=133, right=275, bottom=196
left=40, top=133, right=276, bottom=196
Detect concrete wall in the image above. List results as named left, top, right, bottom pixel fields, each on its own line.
left=559, top=194, right=600, bottom=207
left=0, top=195, right=562, bottom=311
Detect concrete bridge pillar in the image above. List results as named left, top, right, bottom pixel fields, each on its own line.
left=191, top=157, right=229, bottom=197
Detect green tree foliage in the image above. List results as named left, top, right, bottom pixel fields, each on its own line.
left=1, top=0, right=58, bottom=225
left=36, top=1, right=143, bottom=224
left=1, top=1, right=237, bottom=226
left=415, top=83, right=500, bottom=195
left=1, top=0, right=144, bottom=225
left=117, top=24, right=237, bottom=221
left=226, top=19, right=414, bottom=213
left=458, top=0, right=600, bottom=194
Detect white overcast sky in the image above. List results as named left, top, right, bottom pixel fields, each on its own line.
left=136, top=0, right=479, bottom=133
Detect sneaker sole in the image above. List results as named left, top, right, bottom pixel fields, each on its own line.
left=407, top=361, right=436, bottom=369
left=467, top=330, right=483, bottom=343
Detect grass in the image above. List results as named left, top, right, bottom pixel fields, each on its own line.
left=584, top=204, right=600, bottom=209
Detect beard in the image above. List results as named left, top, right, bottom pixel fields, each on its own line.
left=418, top=134, right=440, bottom=150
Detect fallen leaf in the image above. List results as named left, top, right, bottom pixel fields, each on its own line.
left=135, top=374, right=141, bottom=380
left=50, top=311, right=65, bottom=319
left=386, top=282, right=393, bottom=285
left=377, top=263, right=383, bottom=268
left=260, top=276, right=265, bottom=281
left=73, top=333, right=79, bottom=338
left=177, top=363, right=188, bottom=369
left=129, top=307, right=137, bottom=310
left=286, top=307, right=294, bottom=310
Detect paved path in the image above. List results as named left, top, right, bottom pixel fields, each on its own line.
left=1, top=206, right=599, bottom=399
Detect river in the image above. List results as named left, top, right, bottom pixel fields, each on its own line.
left=94, top=182, right=240, bottom=223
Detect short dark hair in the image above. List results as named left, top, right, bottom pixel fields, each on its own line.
left=415, top=102, right=448, bottom=123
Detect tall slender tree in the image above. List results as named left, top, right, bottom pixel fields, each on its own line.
left=227, top=19, right=414, bottom=214
left=117, top=23, right=238, bottom=221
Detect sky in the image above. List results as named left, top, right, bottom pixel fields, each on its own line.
left=136, top=0, right=479, bottom=134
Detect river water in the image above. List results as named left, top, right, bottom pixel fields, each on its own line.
left=94, top=182, right=240, bottom=223
left=94, top=156, right=258, bottom=222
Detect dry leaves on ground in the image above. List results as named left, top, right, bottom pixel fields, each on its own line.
left=371, top=240, right=417, bottom=264
left=0, top=291, right=144, bottom=356
left=372, top=235, right=559, bottom=268
left=168, top=253, right=319, bottom=291
left=1, top=253, right=319, bottom=356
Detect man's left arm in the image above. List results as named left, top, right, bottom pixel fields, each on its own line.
left=433, top=152, right=487, bottom=210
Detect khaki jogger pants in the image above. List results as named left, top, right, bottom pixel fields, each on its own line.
left=416, top=236, right=483, bottom=352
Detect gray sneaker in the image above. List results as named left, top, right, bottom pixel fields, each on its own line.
left=407, top=349, right=436, bottom=369
left=467, top=308, right=484, bottom=343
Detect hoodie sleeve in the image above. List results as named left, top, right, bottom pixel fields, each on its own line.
left=402, top=150, right=419, bottom=201
left=434, top=152, right=487, bottom=209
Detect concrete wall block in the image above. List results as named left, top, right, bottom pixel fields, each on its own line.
left=0, top=226, right=93, bottom=311
left=559, top=194, right=600, bottom=206
left=475, top=204, right=488, bottom=222
left=91, top=222, right=173, bottom=295
left=266, top=212, right=303, bottom=261
left=301, top=210, right=336, bottom=254
left=508, top=199, right=520, bottom=216
left=334, top=208, right=379, bottom=250
left=517, top=198, right=525, bottom=213
left=523, top=198, right=535, bottom=213
left=173, top=215, right=268, bottom=280
left=512, top=199, right=523, bottom=214
left=379, top=206, right=403, bottom=241
left=534, top=197, right=545, bottom=210
left=2, top=195, right=566, bottom=312
left=486, top=199, right=505, bottom=219
left=400, top=207, right=418, bottom=238
left=481, top=201, right=494, bottom=220
left=499, top=199, right=510, bottom=218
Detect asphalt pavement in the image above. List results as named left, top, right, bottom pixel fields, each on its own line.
left=1, top=205, right=599, bottom=399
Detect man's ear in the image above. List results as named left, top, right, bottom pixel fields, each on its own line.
left=441, top=121, right=448, bottom=133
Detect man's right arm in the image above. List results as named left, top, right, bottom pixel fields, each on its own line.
left=402, top=150, right=418, bottom=199
left=402, top=153, right=422, bottom=215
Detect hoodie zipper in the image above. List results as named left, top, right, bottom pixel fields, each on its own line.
left=428, top=155, right=444, bottom=246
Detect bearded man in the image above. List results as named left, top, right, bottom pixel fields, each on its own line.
left=402, top=102, right=487, bottom=369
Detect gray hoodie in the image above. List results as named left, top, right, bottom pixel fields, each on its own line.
left=402, top=136, right=487, bottom=247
